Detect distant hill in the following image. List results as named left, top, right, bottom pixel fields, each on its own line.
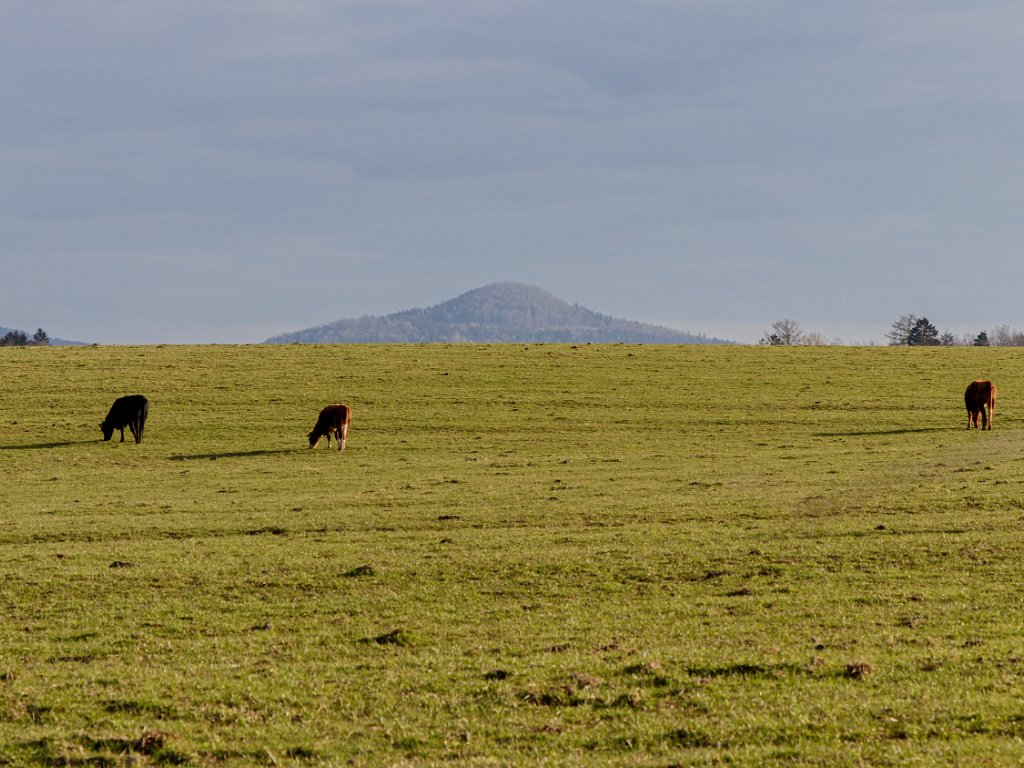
left=0, top=327, right=88, bottom=346
left=265, top=283, right=732, bottom=344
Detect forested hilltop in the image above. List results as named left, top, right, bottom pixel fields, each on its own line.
left=266, top=283, right=731, bottom=344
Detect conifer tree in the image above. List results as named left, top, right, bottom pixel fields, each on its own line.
left=906, top=317, right=939, bottom=346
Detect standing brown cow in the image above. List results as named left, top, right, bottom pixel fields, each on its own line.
left=308, top=404, right=352, bottom=450
left=964, top=380, right=996, bottom=430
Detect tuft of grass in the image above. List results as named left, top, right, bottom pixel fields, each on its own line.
left=342, top=564, right=375, bottom=578
left=366, top=628, right=417, bottom=647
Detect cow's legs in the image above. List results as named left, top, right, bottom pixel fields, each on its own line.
left=324, top=432, right=332, bottom=448
left=119, top=427, right=125, bottom=442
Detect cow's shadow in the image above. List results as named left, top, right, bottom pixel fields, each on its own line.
left=814, top=427, right=950, bottom=437
left=0, top=440, right=96, bottom=451
left=170, top=448, right=300, bottom=461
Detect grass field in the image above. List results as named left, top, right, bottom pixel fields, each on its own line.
left=2, top=343, right=1024, bottom=766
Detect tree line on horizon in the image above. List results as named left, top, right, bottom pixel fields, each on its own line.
left=0, top=328, right=50, bottom=347
left=761, top=315, right=1014, bottom=347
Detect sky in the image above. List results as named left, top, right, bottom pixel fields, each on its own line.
left=4, top=1, right=1024, bottom=344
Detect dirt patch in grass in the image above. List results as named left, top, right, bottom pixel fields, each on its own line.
left=844, top=661, right=874, bottom=679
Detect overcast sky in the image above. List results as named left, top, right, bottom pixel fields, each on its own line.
left=4, top=1, right=1023, bottom=344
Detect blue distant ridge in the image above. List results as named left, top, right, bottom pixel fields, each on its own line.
left=266, top=282, right=733, bottom=344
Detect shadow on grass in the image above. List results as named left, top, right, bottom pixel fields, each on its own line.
left=815, top=427, right=951, bottom=437
left=170, top=448, right=300, bottom=461
left=0, top=440, right=97, bottom=451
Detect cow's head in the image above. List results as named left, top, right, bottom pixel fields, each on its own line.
left=308, top=430, right=321, bottom=448
left=100, top=421, right=114, bottom=441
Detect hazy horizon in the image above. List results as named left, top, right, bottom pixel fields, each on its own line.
left=0, top=280, right=1010, bottom=347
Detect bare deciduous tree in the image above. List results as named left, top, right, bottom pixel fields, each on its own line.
left=886, top=314, right=917, bottom=346
left=991, top=325, right=1013, bottom=346
left=760, top=319, right=805, bottom=346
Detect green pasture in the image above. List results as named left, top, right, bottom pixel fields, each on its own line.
left=2, top=343, right=1024, bottom=766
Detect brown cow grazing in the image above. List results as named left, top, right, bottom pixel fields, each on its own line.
left=965, top=380, right=996, bottom=430
left=308, top=404, right=352, bottom=450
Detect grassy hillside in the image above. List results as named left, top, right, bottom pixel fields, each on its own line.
left=1, top=343, right=1023, bottom=765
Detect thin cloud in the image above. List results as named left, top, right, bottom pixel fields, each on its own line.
left=3, top=2, right=1024, bottom=342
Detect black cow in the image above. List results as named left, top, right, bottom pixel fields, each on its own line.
left=100, top=394, right=149, bottom=443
